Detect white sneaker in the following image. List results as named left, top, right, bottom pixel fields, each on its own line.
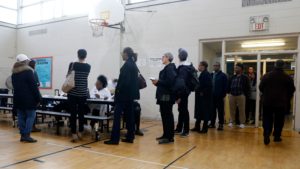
left=228, top=123, right=233, bottom=128
left=239, top=124, right=245, bottom=129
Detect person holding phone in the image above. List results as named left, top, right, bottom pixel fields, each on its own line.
left=151, top=52, right=177, bottom=144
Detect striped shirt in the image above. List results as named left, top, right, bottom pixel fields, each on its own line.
left=67, top=62, right=91, bottom=97
left=230, top=75, right=243, bottom=96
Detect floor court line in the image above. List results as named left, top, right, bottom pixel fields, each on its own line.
left=47, top=142, right=189, bottom=169
left=163, top=146, right=196, bottom=169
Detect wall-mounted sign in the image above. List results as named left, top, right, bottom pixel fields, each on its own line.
left=32, top=56, right=53, bottom=89
left=249, top=15, right=269, bottom=32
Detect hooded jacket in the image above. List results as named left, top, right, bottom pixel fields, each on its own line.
left=12, top=62, right=42, bottom=109
left=177, top=61, right=196, bottom=95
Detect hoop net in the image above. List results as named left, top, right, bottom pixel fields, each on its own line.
left=89, top=19, right=109, bottom=37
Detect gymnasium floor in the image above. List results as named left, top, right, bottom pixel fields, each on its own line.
left=1, top=115, right=300, bottom=169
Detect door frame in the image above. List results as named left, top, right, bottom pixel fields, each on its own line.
left=224, top=50, right=298, bottom=128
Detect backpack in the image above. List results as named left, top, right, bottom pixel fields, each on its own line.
left=186, top=65, right=199, bottom=92
left=171, top=76, right=187, bottom=96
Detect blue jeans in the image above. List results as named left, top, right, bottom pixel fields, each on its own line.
left=17, top=109, right=36, bottom=136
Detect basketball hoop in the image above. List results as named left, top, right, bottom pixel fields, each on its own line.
left=88, top=0, right=125, bottom=37
left=89, top=19, right=109, bottom=37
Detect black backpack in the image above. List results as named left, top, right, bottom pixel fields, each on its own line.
left=171, top=76, right=187, bottom=96
left=186, top=65, right=199, bottom=92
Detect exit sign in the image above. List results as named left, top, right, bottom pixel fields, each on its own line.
left=250, top=15, right=269, bottom=32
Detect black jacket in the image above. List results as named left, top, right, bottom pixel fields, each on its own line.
left=156, top=63, right=177, bottom=104
left=259, top=68, right=295, bottom=108
left=12, top=62, right=42, bottom=110
left=177, top=63, right=195, bottom=96
left=115, top=58, right=140, bottom=102
left=211, top=71, right=228, bottom=98
left=227, top=74, right=250, bottom=98
left=194, top=70, right=212, bottom=120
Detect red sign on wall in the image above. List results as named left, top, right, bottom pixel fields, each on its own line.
left=250, top=15, right=269, bottom=32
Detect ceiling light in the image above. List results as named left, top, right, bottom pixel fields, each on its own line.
left=241, top=40, right=285, bottom=48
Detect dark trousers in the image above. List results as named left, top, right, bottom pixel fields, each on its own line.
left=135, top=107, right=141, bottom=131
left=211, top=96, right=225, bottom=126
left=176, top=95, right=190, bottom=133
left=263, top=106, right=285, bottom=138
left=68, top=95, right=87, bottom=134
left=246, top=99, right=256, bottom=121
left=111, top=100, right=135, bottom=142
left=159, top=102, right=174, bottom=139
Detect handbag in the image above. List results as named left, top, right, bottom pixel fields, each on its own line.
left=5, top=75, right=13, bottom=90
left=62, top=63, right=75, bottom=93
left=138, top=70, right=147, bottom=90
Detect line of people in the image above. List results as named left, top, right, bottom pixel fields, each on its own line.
left=9, top=47, right=295, bottom=145
left=151, top=49, right=295, bottom=145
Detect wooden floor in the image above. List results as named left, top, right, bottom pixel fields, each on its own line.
left=1, top=114, right=300, bottom=169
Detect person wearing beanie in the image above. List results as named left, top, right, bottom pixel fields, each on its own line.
left=259, top=60, right=295, bottom=145
left=227, top=63, right=250, bottom=129
left=12, top=54, right=42, bottom=143
left=174, top=48, right=197, bottom=137
left=105, top=47, right=139, bottom=145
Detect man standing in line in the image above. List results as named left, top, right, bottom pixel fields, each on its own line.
left=259, top=60, right=295, bottom=145
left=209, top=62, right=228, bottom=131
left=227, top=63, right=250, bottom=129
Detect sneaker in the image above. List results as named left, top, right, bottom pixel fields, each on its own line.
left=21, top=136, right=37, bottom=143
left=228, top=123, right=233, bottom=128
left=180, top=132, right=189, bottom=137
left=239, top=124, right=245, bottom=129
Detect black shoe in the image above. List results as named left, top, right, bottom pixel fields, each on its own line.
left=174, top=130, right=182, bottom=135
left=156, top=136, right=165, bottom=140
left=135, top=130, right=144, bottom=136
left=264, top=136, right=270, bottom=145
left=21, top=137, right=37, bottom=143
left=180, top=132, right=189, bottom=137
left=208, top=124, right=215, bottom=129
left=217, top=125, right=224, bottom=131
left=190, top=128, right=200, bottom=132
left=121, top=138, right=134, bottom=143
left=31, top=127, right=42, bottom=132
left=199, top=129, right=208, bottom=134
left=274, top=137, right=282, bottom=142
left=104, top=140, right=119, bottom=145
left=158, top=138, right=174, bottom=144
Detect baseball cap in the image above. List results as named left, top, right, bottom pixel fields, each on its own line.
left=16, top=54, right=30, bottom=62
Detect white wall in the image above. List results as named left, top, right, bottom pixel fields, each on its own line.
left=16, top=0, right=300, bottom=120
left=0, top=24, right=16, bottom=88
left=17, top=18, right=121, bottom=95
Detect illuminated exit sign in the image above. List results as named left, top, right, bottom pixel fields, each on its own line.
left=249, top=15, right=270, bottom=32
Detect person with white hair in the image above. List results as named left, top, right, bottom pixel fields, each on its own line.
left=11, top=54, right=42, bottom=143
left=151, top=52, right=177, bottom=144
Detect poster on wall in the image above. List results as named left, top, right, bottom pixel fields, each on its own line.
left=32, top=56, right=53, bottom=89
